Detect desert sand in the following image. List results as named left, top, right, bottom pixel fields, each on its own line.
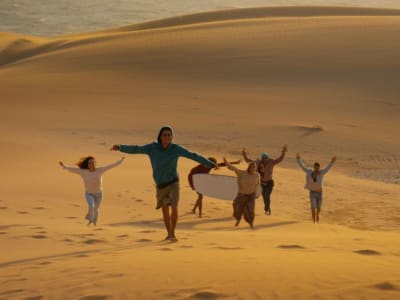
left=1, top=6, right=400, bottom=300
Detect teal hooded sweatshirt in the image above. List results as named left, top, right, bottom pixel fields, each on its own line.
left=118, top=142, right=215, bottom=187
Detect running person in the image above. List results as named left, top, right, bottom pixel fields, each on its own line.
left=296, top=153, right=336, bottom=223
left=111, top=126, right=215, bottom=241
left=59, top=156, right=124, bottom=225
left=224, top=158, right=260, bottom=228
left=188, top=158, right=240, bottom=217
left=242, top=145, right=287, bottom=215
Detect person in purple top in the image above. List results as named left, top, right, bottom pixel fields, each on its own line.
left=242, top=145, right=287, bottom=215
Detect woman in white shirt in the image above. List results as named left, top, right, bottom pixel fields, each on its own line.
left=59, top=156, right=124, bottom=225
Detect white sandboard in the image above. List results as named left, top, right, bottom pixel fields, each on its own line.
left=192, top=173, right=262, bottom=200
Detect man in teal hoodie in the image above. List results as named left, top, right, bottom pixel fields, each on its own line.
left=111, top=126, right=215, bottom=241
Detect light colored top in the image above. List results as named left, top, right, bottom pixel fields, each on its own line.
left=227, top=164, right=260, bottom=195
left=63, top=159, right=123, bottom=193
left=118, top=142, right=215, bottom=186
left=297, top=159, right=334, bottom=192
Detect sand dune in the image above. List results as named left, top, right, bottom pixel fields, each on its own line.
left=1, top=6, right=400, bottom=299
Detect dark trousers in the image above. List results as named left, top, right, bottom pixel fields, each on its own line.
left=261, top=180, right=274, bottom=212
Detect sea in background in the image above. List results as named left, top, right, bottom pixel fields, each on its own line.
left=1, top=0, right=400, bottom=37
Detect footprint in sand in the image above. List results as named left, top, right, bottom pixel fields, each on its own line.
left=106, top=273, right=124, bottom=278
left=33, top=207, right=46, bottom=210
left=79, top=295, right=111, bottom=300
left=18, top=211, right=30, bottom=214
left=0, top=206, right=8, bottom=210
left=0, top=289, right=25, bottom=297
left=138, top=230, right=156, bottom=233
left=30, top=235, right=48, bottom=239
left=278, top=245, right=305, bottom=250
left=0, top=232, right=7, bottom=235
left=164, top=288, right=228, bottom=300
left=75, top=254, right=89, bottom=258
left=136, top=238, right=152, bottom=243
left=213, top=246, right=243, bottom=250
left=38, top=261, right=52, bottom=266
left=65, top=216, right=78, bottom=219
left=25, top=295, right=45, bottom=300
left=186, top=291, right=227, bottom=300
left=372, top=282, right=399, bottom=291
left=117, top=234, right=128, bottom=239
left=180, top=245, right=193, bottom=249
left=83, top=239, right=106, bottom=245
left=354, top=249, right=382, bottom=256
left=159, top=247, right=174, bottom=251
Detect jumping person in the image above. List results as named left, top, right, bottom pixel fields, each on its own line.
left=296, top=153, right=336, bottom=223
left=224, top=158, right=260, bottom=228
left=242, top=145, right=287, bottom=215
left=188, top=157, right=240, bottom=217
left=59, top=156, right=124, bottom=225
left=110, top=126, right=215, bottom=241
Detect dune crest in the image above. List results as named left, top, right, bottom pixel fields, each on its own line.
left=103, top=6, right=400, bottom=34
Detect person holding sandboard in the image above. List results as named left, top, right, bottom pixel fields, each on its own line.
left=188, top=157, right=240, bottom=217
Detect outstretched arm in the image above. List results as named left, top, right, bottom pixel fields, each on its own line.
left=274, top=144, right=288, bottom=164
left=178, top=145, right=216, bottom=168
left=223, top=157, right=240, bottom=175
left=242, top=148, right=255, bottom=163
left=59, top=161, right=83, bottom=174
left=100, top=157, right=125, bottom=172
left=110, top=143, right=151, bottom=155
left=321, top=156, right=336, bottom=174
left=216, top=159, right=240, bottom=167
left=296, top=153, right=309, bottom=173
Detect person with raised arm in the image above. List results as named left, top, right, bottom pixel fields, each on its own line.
left=296, top=153, right=336, bottom=223
left=111, top=126, right=215, bottom=241
left=224, top=158, right=260, bottom=228
left=59, top=156, right=124, bottom=225
left=188, top=157, right=240, bottom=217
left=242, top=145, right=287, bottom=215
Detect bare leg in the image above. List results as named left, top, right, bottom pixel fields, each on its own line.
left=311, top=209, right=316, bottom=223
left=192, top=193, right=202, bottom=215
left=171, top=206, right=178, bottom=240
left=198, top=194, right=203, bottom=217
left=316, top=208, right=321, bottom=223
left=162, top=205, right=172, bottom=239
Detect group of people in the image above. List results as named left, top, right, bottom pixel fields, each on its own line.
left=60, top=126, right=336, bottom=241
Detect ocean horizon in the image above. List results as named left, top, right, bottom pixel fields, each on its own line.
left=1, top=0, right=400, bottom=37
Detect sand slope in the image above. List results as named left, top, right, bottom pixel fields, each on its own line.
left=1, top=6, right=400, bottom=300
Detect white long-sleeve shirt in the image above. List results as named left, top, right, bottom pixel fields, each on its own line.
left=297, top=159, right=334, bottom=192
left=63, top=159, right=123, bottom=193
